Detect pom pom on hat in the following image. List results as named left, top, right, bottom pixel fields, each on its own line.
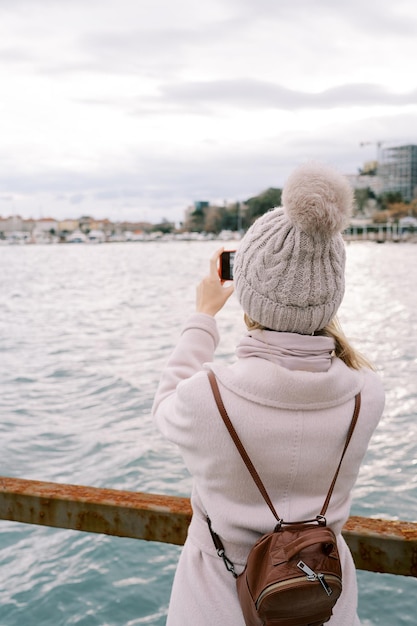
left=282, top=162, right=353, bottom=237
left=233, top=162, right=353, bottom=334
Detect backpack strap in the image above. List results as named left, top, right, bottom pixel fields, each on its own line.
left=207, top=370, right=361, bottom=524
left=208, top=369, right=281, bottom=524
left=320, top=391, right=361, bottom=516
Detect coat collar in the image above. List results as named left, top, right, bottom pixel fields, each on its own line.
left=208, top=357, right=362, bottom=410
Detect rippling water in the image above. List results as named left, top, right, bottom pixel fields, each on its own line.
left=0, top=241, right=416, bottom=625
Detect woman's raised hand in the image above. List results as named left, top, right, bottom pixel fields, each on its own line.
left=196, top=248, right=235, bottom=316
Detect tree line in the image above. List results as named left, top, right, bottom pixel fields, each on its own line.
left=152, top=187, right=417, bottom=234
left=181, top=188, right=282, bottom=233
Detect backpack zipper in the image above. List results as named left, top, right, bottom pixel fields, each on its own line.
left=255, top=571, right=341, bottom=609
left=297, top=561, right=334, bottom=596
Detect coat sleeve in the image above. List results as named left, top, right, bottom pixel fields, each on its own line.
left=151, top=313, right=220, bottom=438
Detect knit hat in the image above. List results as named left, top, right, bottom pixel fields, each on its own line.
left=233, top=162, right=353, bottom=334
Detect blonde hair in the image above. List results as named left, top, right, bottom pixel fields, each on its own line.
left=244, top=314, right=374, bottom=371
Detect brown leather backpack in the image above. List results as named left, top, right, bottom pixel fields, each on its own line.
left=207, top=370, right=361, bottom=626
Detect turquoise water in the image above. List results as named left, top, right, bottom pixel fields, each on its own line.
left=0, top=241, right=416, bottom=625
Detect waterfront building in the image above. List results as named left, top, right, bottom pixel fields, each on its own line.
left=380, top=144, right=417, bottom=202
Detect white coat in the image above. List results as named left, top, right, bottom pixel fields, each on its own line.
left=152, top=314, right=385, bottom=625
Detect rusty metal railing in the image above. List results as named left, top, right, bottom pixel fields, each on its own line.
left=0, top=476, right=416, bottom=578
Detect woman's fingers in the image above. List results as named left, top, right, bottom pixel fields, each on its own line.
left=210, top=247, right=224, bottom=279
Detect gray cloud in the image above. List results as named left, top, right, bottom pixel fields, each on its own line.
left=39, top=18, right=238, bottom=78
left=4, top=0, right=416, bottom=86
left=94, top=189, right=148, bottom=201
left=39, top=31, right=187, bottom=77
left=145, top=80, right=417, bottom=113
left=75, top=82, right=417, bottom=118
left=69, top=193, right=85, bottom=204
left=0, top=46, right=34, bottom=64
left=227, top=0, right=417, bottom=35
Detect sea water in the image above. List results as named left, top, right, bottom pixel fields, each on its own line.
left=0, top=240, right=416, bottom=625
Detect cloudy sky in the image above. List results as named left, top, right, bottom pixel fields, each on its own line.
left=1, top=0, right=417, bottom=224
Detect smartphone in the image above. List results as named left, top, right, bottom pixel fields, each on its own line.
left=219, top=250, right=236, bottom=281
